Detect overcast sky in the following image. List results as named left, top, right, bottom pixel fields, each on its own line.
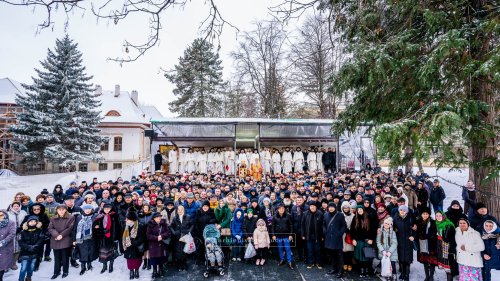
left=0, top=0, right=302, bottom=117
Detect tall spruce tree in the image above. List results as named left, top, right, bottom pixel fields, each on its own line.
left=11, top=35, right=104, bottom=167
left=166, top=39, right=226, bottom=117
left=307, top=0, right=499, bottom=216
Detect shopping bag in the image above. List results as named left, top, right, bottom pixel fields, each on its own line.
left=244, top=242, right=256, bottom=259
left=381, top=254, right=392, bottom=277
left=182, top=233, right=196, bottom=254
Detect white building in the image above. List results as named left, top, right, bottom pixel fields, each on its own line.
left=84, top=84, right=162, bottom=172
left=0, top=78, right=162, bottom=173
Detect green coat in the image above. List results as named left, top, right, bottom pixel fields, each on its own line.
left=215, top=205, right=232, bottom=229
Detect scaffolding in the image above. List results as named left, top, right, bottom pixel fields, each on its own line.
left=0, top=103, right=21, bottom=172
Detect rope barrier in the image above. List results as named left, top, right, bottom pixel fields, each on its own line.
left=427, top=173, right=500, bottom=199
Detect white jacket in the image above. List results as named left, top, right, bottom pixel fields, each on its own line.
left=455, top=226, right=485, bottom=268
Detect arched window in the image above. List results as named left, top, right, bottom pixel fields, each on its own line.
left=105, top=110, right=121, bottom=117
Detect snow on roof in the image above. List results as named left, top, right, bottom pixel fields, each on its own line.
left=98, top=90, right=150, bottom=124
left=0, top=77, right=25, bottom=104
left=140, top=105, right=164, bottom=121
left=151, top=117, right=335, bottom=125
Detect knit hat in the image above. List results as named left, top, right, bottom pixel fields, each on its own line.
left=46, top=193, right=54, bottom=198
left=126, top=209, right=138, bottom=221
left=202, top=200, right=210, bottom=208
left=475, top=202, right=487, bottom=211
left=341, top=201, right=350, bottom=210
left=458, top=215, right=470, bottom=226
left=356, top=205, right=364, bottom=210
left=398, top=205, right=409, bottom=213
left=420, top=206, right=431, bottom=215
left=27, top=215, right=39, bottom=223
left=165, top=198, right=174, bottom=206
left=247, top=208, right=254, bottom=214
left=263, top=197, right=271, bottom=204
left=383, top=217, right=393, bottom=226
left=376, top=203, right=386, bottom=209
left=152, top=212, right=162, bottom=219
left=81, top=204, right=94, bottom=211
left=349, top=200, right=357, bottom=209
left=327, top=202, right=336, bottom=208
left=256, top=218, right=266, bottom=226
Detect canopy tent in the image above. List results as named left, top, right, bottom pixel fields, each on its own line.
left=150, top=117, right=338, bottom=149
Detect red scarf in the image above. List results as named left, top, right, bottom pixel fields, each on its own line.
left=377, top=210, right=389, bottom=222
left=104, top=213, right=112, bottom=238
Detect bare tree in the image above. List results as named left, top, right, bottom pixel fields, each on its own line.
left=0, top=0, right=237, bottom=63
left=288, top=12, right=344, bottom=118
left=232, top=20, right=291, bottom=118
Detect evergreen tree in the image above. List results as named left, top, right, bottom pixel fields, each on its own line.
left=166, top=38, right=226, bottom=117
left=309, top=0, right=499, bottom=215
left=11, top=35, right=104, bottom=167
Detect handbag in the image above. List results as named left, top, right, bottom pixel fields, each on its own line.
left=71, top=247, right=80, bottom=261
left=362, top=246, right=377, bottom=259
left=221, top=228, right=231, bottom=236
left=345, top=233, right=353, bottom=245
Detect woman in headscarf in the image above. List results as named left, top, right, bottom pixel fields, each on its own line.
left=480, top=220, right=500, bottom=281
left=435, top=211, right=458, bottom=281
left=455, top=216, right=485, bottom=281
left=170, top=205, right=193, bottom=271
left=445, top=200, right=464, bottom=227
left=123, top=208, right=145, bottom=280
left=0, top=210, right=16, bottom=281
left=93, top=202, right=121, bottom=274
left=7, top=201, right=27, bottom=270
left=73, top=204, right=98, bottom=275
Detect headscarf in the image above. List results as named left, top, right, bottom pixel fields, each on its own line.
left=76, top=212, right=93, bottom=243
left=435, top=211, right=455, bottom=236
left=122, top=220, right=139, bottom=250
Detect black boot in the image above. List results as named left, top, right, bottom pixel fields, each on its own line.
left=100, top=262, right=108, bottom=274
left=429, top=265, right=435, bottom=281
left=134, top=269, right=140, bottom=279
left=142, top=259, right=148, bottom=270
left=129, top=270, right=134, bottom=280
left=108, top=260, right=114, bottom=273
left=80, top=262, right=86, bottom=275
left=147, top=260, right=152, bottom=270
left=424, top=264, right=430, bottom=281
left=87, top=262, right=93, bottom=271
left=405, top=264, right=411, bottom=281
left=152, top=265, right=158, bottom=278
left=446, top=272, right=453, bottom=281
left=71, top=259, right=80, bottom=268
left=0, top=270, right=4, bottom=281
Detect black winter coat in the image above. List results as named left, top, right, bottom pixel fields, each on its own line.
left=291, top=204, right=306, bottom=235
left=242, top=216, right=258, bottom=239
left=323, top=211, right=347, bottom=250
left=301, top=210, right=324, bottom=241
left=272, top=212, right=293, bottom=238
left=393, top=214, right=416, bottom=263
left=194, top=209, right=216, bottom=238
left=416, top=218, right=438, bottom=257
left=123, top=224, right=146, bottom=259
left=93, top=212, right=121, bottom=250
left=19, top=225, right=45, bottom=258
left=170, top=214, right=194, bottom=239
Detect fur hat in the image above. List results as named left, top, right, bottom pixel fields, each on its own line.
left=126, top=209, right=138, bottom=221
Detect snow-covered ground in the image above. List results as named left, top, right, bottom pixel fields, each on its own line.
left=1, top=167, right=498, bottom=280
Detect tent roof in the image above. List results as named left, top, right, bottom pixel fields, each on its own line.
left=151, top=117, right=335, bottom=125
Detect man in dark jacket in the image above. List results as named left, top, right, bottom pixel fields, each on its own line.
left=22, top=203, right=50, bottom=270
left=429, top=179, right=446, bottom=213
left=469, top=202, right=499, bottom=231
left=322, top=148, right=336, bottom=173
left=323, top=202, right=347, bottom=277
left=154, top=150, right=163, bottom=171
left=272, top=203, right=294, bottom=269
left=301, top=204, right=324, bottom=269
left=291, top=197, right=306, bottom=262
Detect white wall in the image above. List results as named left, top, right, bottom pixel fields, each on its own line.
left=99, top=127, right=147, bottom=163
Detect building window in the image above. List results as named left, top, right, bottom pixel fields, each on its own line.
left=113, top=163, right=122, bottom=170
left=114, top=137, right=122, bottom=151
left=105, top=110, right=121, bottom=116
left=79, top=163, right=88, bottom=172
left=101, top=141, right=109, bottom=151
left=98, top=163, right=108, bottom=171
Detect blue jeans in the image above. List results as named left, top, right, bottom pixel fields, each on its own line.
left=19, top=257, right=36, bottom=281
left=307, top=240, right=321, bottom=265
left=277, top=237, right=292, bottom=263
left=432, top=203, right=443, bottom=214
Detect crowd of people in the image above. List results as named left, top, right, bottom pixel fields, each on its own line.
left=156, top=146, right=338, bottom=175
left=0, top=164, right=499, bottom=281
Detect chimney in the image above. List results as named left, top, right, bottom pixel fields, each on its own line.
left=131, top=90, right=138, bottom=105
left=94, top=85, right=102, bottom=96
left=114, top=84, right=120, bottom=97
